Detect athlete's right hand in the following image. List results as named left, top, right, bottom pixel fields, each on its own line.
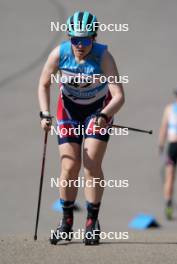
left=40, top=118, right=52, bottom=131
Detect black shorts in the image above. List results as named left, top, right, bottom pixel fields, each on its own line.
left=56, top=92, right=113, bottom=145
left=167, top=142, right=177, bottom=165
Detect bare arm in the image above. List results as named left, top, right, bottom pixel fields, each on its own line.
left=38, top=46, right=59, bottom=112
left=101, top=50, right=125, bottom=117
left=158, top=105, right=170, bottom=150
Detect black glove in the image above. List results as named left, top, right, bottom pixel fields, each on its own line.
left=95, top=112, right=109, bottom=125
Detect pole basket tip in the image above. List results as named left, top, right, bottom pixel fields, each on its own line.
left=149, top=130, right=153, bottom=134
left=34, top=235, right=37, bottom=241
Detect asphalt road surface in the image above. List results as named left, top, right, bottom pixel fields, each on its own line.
left=1, top=0, right=177, bottom=263
left=1, top=232, right=177, bottom=264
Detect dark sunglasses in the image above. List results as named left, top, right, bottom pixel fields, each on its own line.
left=71, top=37, right=92, bottom=47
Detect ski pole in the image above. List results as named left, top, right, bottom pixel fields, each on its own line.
left=34, top=130, right=48, bottom=240
left=111, top=124, right=153, bottom=134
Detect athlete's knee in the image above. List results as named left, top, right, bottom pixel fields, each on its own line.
left=61, top=160, right=81, bottom=179
left=83, top=159, right=102, bottom=176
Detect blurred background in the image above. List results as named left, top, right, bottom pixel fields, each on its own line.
left=1, top=0, right=177, bottom=236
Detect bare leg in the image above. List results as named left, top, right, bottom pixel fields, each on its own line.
left=83, top=138, right=107, bottom=203
left=59, top=143, right=81, bottom=201
left=164, top=164, right=175, bottom=201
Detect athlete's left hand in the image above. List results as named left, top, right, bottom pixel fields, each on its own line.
left=94, top=116, right=108, bottom=128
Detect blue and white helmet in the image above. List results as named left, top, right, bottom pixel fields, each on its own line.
left=67, top=11, right=98, bottom=37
